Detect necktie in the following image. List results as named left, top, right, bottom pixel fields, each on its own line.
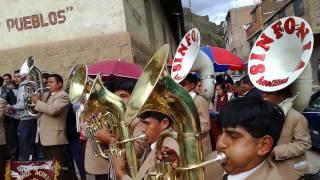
left=140, top=146, right=151, bottom=165
left=222, top=174, right=228, bottom=180
left=45, top=93, right=51, bottom=103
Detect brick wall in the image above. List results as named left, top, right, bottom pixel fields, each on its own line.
left=0, top=32, right=134, bottom=79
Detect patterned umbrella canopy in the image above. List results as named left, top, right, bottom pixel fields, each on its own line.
left=88, top=60, right=143, bottom=79
left=201, top=46, right=246, bottom=72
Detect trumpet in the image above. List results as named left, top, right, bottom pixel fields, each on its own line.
left=149, top=152, right=226, bottom=180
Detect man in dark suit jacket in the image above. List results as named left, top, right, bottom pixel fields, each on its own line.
left=240, top=75, right=262, bottom=98
left=0, top=75, right=18, bottom=160
left=32, top=74, right=75, bottom=180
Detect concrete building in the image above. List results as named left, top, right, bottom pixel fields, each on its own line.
left=0, top=0, right=184, bottom=78
left=246, top=0, right=290, bottom=48
left=246, top=0, right=320, bottom=85
left=223, top=5, right=254, bottom=60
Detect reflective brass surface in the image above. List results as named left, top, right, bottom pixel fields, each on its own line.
left=69, top=64, right=94, bottom=104
left=20, top=56, right=46, bottom=117
left=126, top=44, right=205, bottom=179
left=83, top=75, right=139, bottom=177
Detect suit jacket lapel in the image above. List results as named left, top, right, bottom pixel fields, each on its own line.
left=136, top=149, right=156, bottom=180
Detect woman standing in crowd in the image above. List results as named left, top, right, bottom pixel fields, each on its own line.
left=213, top=83, right=229, bottom=113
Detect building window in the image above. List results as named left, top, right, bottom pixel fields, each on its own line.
left=278, top=9, right=286, bottom=18
left=293, top=0, right=304, bottom=17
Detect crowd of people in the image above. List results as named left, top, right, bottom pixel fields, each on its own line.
left=0, top=65, right=314, bottom=180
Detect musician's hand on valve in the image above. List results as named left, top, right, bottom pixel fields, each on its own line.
left=156, top=146, right=180, bottom=168
left=95, top=127, right=115, bottom=144
left=31, top=94, right=40, bottom=104
left=112, top=150, right=126, bottom=179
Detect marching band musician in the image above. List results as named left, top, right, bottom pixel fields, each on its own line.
left=159, top=97, right=285, bottom=180
left=7, top=71, right=37, bottom=161
left=112, top=110, right=179, bottom=180
left=262, top=86, right=312, bottom=180
left=211, top=97, right=285, bottom=180
left=0, top=97, right=7, bottom=179
left=31, top=74, right=74, bottom=179
left=83, top=78, right=140, bottom=180
left=95, top=78, right=148, bottom=159
left=180, top=73, right=212, bottom=158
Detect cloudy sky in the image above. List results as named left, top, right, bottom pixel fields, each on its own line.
left=181, top=0, right=259, bottom=24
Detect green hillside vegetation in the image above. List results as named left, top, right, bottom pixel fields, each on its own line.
left=184, top=8, right=225, bottom=48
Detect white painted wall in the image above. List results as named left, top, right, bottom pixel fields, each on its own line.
left=0, top=0, right=127, bottom=49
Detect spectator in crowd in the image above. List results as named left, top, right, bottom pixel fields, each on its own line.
left=0, top=97, right=7, bottom=179
left=262, top=86, right=311, bottom=179
left=32, top=74, right=74, bottom=179
left=1, top=75, right=18, bottom=160
left=213, top=83, right=229, bottom=113
left=240, top=75, right=262, bottom=98
left=7, top=72, right=37, bottom=161
left=233, top=80, right=244, bottom=98
left=3, top=74, right=14, bottom=90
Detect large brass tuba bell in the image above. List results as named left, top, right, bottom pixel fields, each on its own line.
left=68, top=64, right=94, bottom=104
left=125, top=44, right=207, bottom=179
left=83, top=74, right=144, bottom=178
left=20, top=56, right=47, bottom=117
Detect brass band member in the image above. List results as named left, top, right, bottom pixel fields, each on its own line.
left=95, top=78, right=148, bottom=159
left=180, top=73, right=212, bottom=158
left=31, top=74, right=73, bottom=179
left=262, top=86, right=311, bottom=180
left=112, top=110, right=179, bottom=180
left=161, top=97, right=286, bottom=180
left=7, top=72, right=37, bottom=161
left=209, top=97, right=285, bottom=179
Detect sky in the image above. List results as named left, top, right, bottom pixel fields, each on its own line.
left=181, top=0, right=259, bottom=24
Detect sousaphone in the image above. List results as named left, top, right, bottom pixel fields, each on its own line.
left=248, top=16, right=314, bottom=111
left=170, top=28, right=215, bottom=102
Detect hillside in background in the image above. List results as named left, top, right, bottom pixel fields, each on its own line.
left=183, top=8, right=225, bottom=48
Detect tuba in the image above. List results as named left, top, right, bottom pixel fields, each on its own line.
left=82, top=74, right=145, bottom=178
left=170, top=28, right=215, bottom=102
left=68, top=64, right=94, bottom=104
left=125, top=44, right=221, bottom=179
left=248, top=16, right=314, bottom=111
left=65, top=64, right=80, bottom=92
left=20, top=56, right=47, bottom=116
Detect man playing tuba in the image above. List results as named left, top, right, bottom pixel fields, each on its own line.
left=262, top=86, right=311, bottom=179
left=112, top=110, right=179, bottom=180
